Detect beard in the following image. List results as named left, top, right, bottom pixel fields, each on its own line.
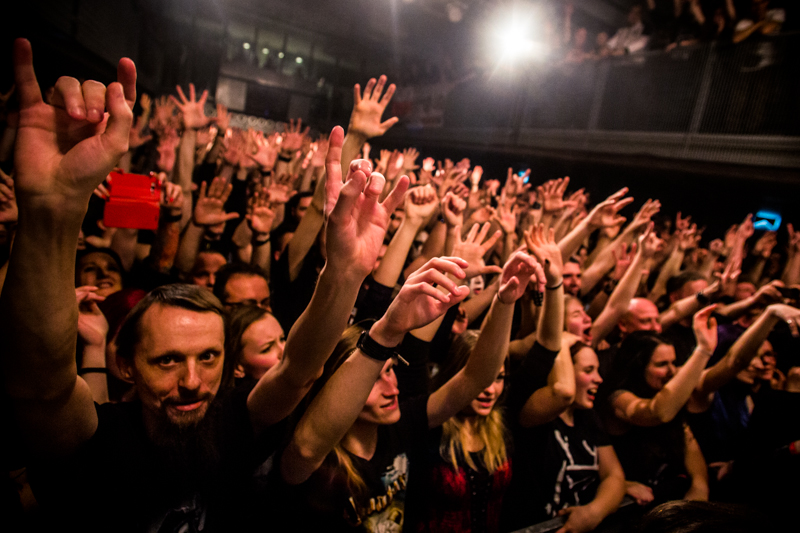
left=146, top=394, right=225, bottom=491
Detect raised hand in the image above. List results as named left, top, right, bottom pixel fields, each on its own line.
left=13, top=38, right=135, bottom=206
left=215, top=103, right=230, bottom=132
left=128, top=114, right=152, bottom=149
left=585, top=187, right=633, bottom=229
left=246, top=186, right=276, bottom=236
left=404, top=184, right=438, bottom=225
left=451, top=222, right=503, bottom=280
left=348, top=75, right=399, bottom=139
left=524, top=224, right=563, bottom=286
left=248, top=130, right=280, bottom=170
left=323, top=126, right=409, bottom=279
left=536, top=178, right=574, bottom=215
left=629, top=199, right=661, bottom=232
left=193, top=177, right=239, bottom=226
left=504, top=168, right=531, bottom=198
left=402, top=147, right=420, bottom=170
left=497, top=250, right=545, bottom=304
left=281, top=118, right=309, bottom=153
left=495, top=199, right=518, bottom=235
left=789, top=223, right=800, bottom=255
left=639, top=222, right=662, bottom=258
left=76, top=286, right=109, bottom=347
left=441, top=191, right=466, bottom=228
left=171, top=83, right=213, bottom=130
left=374, top=257, right=470, bottom=344
left=0, top=168, right=18, bottom=225
left=692, top=304, right=718, bottom=353
left=753, top=231, right=777, bottom=258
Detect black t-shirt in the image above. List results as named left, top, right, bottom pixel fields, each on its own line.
left=28, top=382, right=286, bottom=532
left=268, top=395, right=429, bottom=532
left=500, top=342, right=561, bottom=532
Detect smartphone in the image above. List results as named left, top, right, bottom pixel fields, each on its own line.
left=103, top=170, right=162, bottom=230
left=753, top=210, right=781, bottom=232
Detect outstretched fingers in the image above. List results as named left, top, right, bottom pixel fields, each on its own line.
left=12, top=39, right=43, bottom=109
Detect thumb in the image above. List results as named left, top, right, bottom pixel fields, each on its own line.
left=223, top=212, right=240, bottom=221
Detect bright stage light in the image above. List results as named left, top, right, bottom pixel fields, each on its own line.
left=278, top=52, right=285, bottom=58
left=242, top=42, right=251, bottom=50
left=296, top=57, right=303, bottom=64
left=262, top=48, right=269, bottom=54
left=489, top=5, right=549, bottom=67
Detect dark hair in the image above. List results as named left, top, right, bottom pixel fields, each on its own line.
left=432, top=329, right=482, bottom=390
left=223, top=304, right=271, bottom=385
left=115, top=284, right=226, bottom=362
left=636, top=501, right=766, bottom=533
left=602, top=331, right=671, bottom=400
left=666, top=271, right=706, bottom=298
left=212, top=262, right=269, bottom=303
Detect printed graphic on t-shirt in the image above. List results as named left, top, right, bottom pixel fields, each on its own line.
left=545, top=428, right=599, bottom=516
left=349, top=453, right=409, bottom=532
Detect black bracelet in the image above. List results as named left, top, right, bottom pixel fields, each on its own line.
left=532, top=291, right=544, bottom=307
left=79, top=367, right=108, bottom=376
left=277, top=153, right=293, bottom=163
left=546, top=280, right=563, bottom=290
left=357, top=330, right=399, bottom=363
left=254, top=236, right=271, bottom=246
left=162, top=212, right=183, bottom=223
left=696, top=291, right=711, bottom=306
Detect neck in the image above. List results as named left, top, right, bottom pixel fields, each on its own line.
left=461, top=415, right=486, bottom=453
left=559, top=405, right=576, bottom=426
left=342, top=419, right=379, bottom=461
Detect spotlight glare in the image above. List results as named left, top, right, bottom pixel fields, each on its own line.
left=278, top=52, right=285, bottom=58
left=262, top=48, right=269, bottom=54
left=243, top=42, right=251, bottom=50
left=296, top=57, right=303, bottom=64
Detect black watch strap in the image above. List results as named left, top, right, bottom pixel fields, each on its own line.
left=357, top=330, right=398, bottom=362
left=696, top=291, right=711, bottom=306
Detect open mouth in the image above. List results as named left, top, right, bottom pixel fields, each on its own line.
left=96, top=280, right=114, bottom=289
left=381, top=397, right=398, bottom=410
left=582, top=326, right=593, bottom=343
left=586, top=388, right=598, bottom=401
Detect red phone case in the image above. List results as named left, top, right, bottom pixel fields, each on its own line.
left=102, top=170, right=161, bottom=230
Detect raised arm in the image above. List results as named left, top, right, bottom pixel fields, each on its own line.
left=341, top=75, right=398, bottom=176
left=280, top=257, right=468, bottom=485
left=247, top=126, right=409, bottom=431
left=558, top=187, right=632, bottom=263
left=427, top=250, right=544, bottom=428
left=591, top=224, right=658, bottom=347
left=612, top=306, right=718, bottom=426
left=690, top=304, right=800, bottom=412
left=0, top=39, right=134, bottom=455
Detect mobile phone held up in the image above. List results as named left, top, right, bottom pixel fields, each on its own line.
left=102, top=170, right=161, bottom=230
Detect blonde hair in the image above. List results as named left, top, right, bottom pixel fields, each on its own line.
left=333, top=444, right=368, bottom=498
left=439, top=402, right=508, bottom=473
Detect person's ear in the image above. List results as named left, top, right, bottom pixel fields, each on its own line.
left=115, top=353, right=136, bottom=384
left=233, top=364, right=245, bottom=379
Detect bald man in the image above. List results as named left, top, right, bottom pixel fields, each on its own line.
left=618, top=297, right=662, bottom=337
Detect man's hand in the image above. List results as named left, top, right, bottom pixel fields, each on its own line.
left=441, top=192, right=466, bottom=228
left=193, top=177, right=239, bottom=226
left=628, top=199, right=661, bottom=233
left=625, top=481, right=654, bottom=506
left=281, top=118, right=308, bottom=154
left=348, top=75, right=399, bottom=139
left=13, top=38, right=135, bottom=207
left=536, top=177, right=575, bottom=215
left=323, top=126, right=409, bottom=280
left=215, top=103, right=230, bottom=132
left=155, top=128, right=180, bottom=173
left=171, top=83, right=213, bottom=130
left=752, top=231, right=777, bottom=259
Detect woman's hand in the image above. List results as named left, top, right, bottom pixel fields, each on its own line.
left=625, top=481, right=654, bottom=506
left=524, top=223, right=563, bottom=287
left=76, top=286, right=108, bottom=347
left=692, top=304, right=718, bottom=353
left=497, top=250, right=545, bottom=304
left=556, top=505, right=602, bottom=533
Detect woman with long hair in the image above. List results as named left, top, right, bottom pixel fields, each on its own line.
left=272, top=252, right=543, bottom=532
left=599, top=305, right=718, bottom=505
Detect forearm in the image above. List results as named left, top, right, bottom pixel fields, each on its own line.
left=250, top=238, right=271, bottom=278
left=587, top=475, right=625, bottom=525
left=148, top=218, right=181, bottom=273
left=697, top=252, right=721, bottom=280
left=592, top=253, right=645, bottom=345
left=782, top=252, right=800, bottom=286
left=743, top=257, right=767, bottom=285
left=559, top=220, right=593, bottom=263
left=538, top=281, right=564, bottom=352
left=373, top=220, right=422, bottom=287
left=175, top=129, right=197, bottom=192
left=462, top=297, right=514, bottom=391
left=1, top=205, right=84, bottom=398
left=281, top=348, right=385, bottom=485
left=175, top=222, right=205, bottom=274
left=110, top=228, right=138, bottom=272
left=651, top=348, right=712, bottom=422
left=79, top=344, right=109, bottom=404
left=341, top=132, right=367, bottom=177
left=683, top=428, right=709, bottom=500
left=287, top=205, right=324, bottom=281
left=649, top=248, right=684, bottom=302
left=462, top=281, right=498, bottom=324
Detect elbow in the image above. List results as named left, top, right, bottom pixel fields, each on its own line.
left=552, top=383, right=576, bottom=406
left=653, top=405, right=680, bottom=425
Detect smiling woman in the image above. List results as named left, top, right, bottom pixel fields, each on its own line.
left=76, top=248, right=125, bottom=297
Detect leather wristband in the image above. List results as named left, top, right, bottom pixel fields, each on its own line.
left=79, top=367, right=108, bottom=375
left=696, top=291, right=711, bottom=306
left=357, top=330, right=399, bottom=363
left=277, top=153, right=293, bottom=163
left=254, top=235, right=270, bottom=246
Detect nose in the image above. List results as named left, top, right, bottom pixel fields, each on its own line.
left=380, top=372, right=399, bottom=396
left=179, top=359, right=202, bottom=392
left=208, top=274, right=216, bottom=288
